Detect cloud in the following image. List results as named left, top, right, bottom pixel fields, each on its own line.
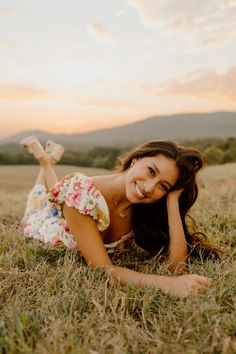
left=0, top=83, right=51, bottom=101
left=95, top=79, right=137, bottom=91
left=158, top=66, right=236, bottom=102
left=86, top=22, right=116, bottom=46
left=73, top=98, right=133, bottom=108
left=0, top=38, right=22, bottom=48
left=125, top=0, right=236, bottom=48
left=219, top=0, right=236, bottom=10
left=0, top=7, right=27, bottom=16
left=126, top=0, right=165, bottom=28
left=116, top=8, right=127, bottom=17
left=0, top=8, right=15, bottom=16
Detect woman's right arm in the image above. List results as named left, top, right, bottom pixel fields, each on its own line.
left=63, top=205, right=211, bottom=298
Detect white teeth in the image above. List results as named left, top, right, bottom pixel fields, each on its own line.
left=135, top=183, right=145, bottom=198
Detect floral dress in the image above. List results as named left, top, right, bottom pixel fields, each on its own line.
left=21, top=172, right=134, bottom=253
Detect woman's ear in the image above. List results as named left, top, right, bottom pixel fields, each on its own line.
left=191, top=156, right=202, bottom=172
left=131, top=158, right=138, bottom=166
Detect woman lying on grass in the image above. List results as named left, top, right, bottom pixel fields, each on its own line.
left=20, top=136, right=219, bottom=298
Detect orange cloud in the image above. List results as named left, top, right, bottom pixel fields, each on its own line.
left=86, top=22, right=115, bottom=46
left=72, top=98, right=133, bottom=108
left=0, top=83, right=51, bottom=101
left=0, top=8, right=14, bottom=16
left=158, top=67, right=236, bottom=102
left=95, top=79, right=138, bottom=91
left=0, top=39, right=22, bottom=48
left=0, top=103, right=146, bottom=137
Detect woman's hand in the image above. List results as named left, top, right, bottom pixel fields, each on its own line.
left=112, top=267, right=211, bottom=299
left=166, top=188, right=184, bottom=203
left=158, top=274, right=212, bottom=299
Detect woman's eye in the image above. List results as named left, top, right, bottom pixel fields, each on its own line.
left=148, top=167, right=155, bottom=176
left=160, top=184, right=168, bottom=192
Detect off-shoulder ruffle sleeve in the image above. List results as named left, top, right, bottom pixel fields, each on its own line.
left=48, top=172, right=110, bottom=232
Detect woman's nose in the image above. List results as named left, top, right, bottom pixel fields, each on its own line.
left=144, top=179, right=158, bottom=193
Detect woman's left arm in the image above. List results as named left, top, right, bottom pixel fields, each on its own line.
left=166, top=189, right=188, bottom=272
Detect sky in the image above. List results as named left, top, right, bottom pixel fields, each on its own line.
left=0, top=0, right=236, bottom=138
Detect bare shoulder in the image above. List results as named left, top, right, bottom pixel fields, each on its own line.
left=92, top=174, right=114, bottom=194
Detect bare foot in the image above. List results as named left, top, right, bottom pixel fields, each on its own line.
left=45, top=140, right=65, bottom=165
left=21, top=136, right=46, bottom=160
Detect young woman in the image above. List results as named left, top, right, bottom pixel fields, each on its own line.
left=20, top=136, right=215, bottom=299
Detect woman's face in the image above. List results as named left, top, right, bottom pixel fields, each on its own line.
left=125, top=154, right=179, bottom=204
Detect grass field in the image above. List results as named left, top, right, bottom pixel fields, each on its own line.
left=0, top=164, right=235, bottom=354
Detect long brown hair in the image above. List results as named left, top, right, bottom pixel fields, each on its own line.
left=117, top=140, right=221, bottom=259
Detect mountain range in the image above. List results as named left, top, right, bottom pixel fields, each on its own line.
left=1, top=111, right=235, bottom=146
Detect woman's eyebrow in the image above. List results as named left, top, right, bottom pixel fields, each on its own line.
left=151, top=163, right=173, bottom=188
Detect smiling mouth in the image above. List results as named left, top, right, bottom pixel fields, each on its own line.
left=135, top=183, right=146, bottom=199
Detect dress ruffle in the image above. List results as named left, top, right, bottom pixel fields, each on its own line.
left=48, top=173, right=110, bottom=232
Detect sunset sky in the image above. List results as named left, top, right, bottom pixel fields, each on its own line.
left=1, top=0, right=236, bottom=138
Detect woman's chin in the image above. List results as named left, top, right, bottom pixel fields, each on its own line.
left=126, top=192, right=146, bottom=204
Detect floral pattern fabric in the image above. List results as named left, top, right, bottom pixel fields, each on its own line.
left=21, top=172, right=133, bottom=252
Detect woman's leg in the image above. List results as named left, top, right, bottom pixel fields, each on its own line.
left=21, top=139, right=62, bottom=226
left=22, top=162, right=51, bottom=224
left=34, top=166, right=46, bottom=187
left=38, top=155, right=59, bottom=191
left=21, top=136, right=62, bottom=191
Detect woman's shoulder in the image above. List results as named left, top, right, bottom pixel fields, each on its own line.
left=48, top=171, right=110, bottom=231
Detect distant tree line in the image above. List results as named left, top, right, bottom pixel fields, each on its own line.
left=182, top=137, right=236, bottom=165
left=0, top=137, right=235, bottom=169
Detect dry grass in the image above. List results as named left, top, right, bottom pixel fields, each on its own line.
left=0, top=165, right=110, bottom=190
left=0, top=164, right=235, bottom=354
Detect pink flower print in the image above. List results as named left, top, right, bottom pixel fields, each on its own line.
left=24, top=225, right=33, bottom=236
left=66, top=190, right=82, bottom=207
left=83, top=207, right=90, bottom=215
left=60, top=175, right=71, bottom=186
left=73, top=193, right=83, bottom=208
left=74, top=181, right=82, bottom=190
left=63, top=174, right=71, bottom=182
left=94, top=191, right=101, bottom=198
left=85, top=179, right=94, bottom=192
left=53, top=240, right=62, bottom=247
left=58, top=219, right=69, bottom=231
left=59, top=177, right=67, bottom=188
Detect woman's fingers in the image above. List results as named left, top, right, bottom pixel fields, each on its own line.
left=167, top=274, right=212, bottom=298
left=194, top=275, right=212, bottom=286
left=189, top=275, right=212, bottom=295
